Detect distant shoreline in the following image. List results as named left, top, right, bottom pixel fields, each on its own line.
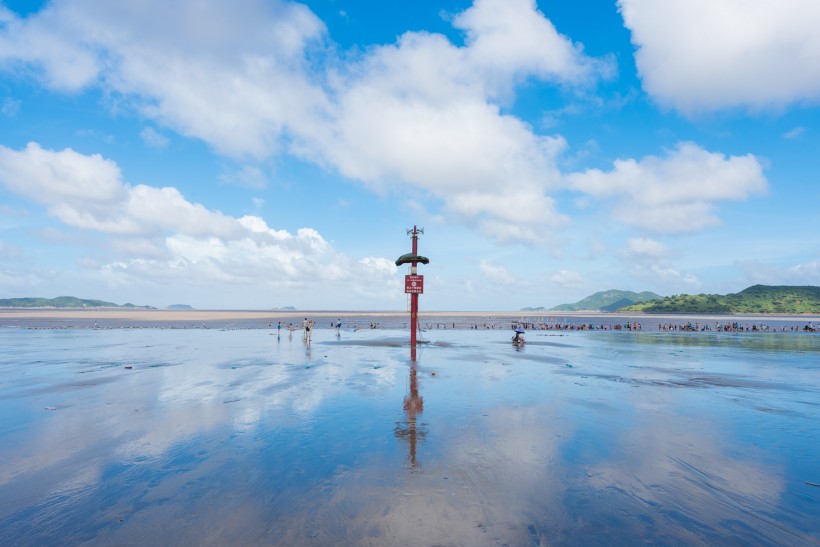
left=1, top=308, right=818, bottom=323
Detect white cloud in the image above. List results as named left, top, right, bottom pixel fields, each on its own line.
left=647, top=265, right=699, bottom=288
left=453, top=0, right=612, bottom=96
left=783, top=127, right=806, bottom=140
left=0, top=0, right=329, bottom=157
left=309, top=84, right=571, bottom=240
left=0, top=0, right=612, bottom=244
left=0, top=143, right=398, bottom=303
left=616, top=238, right=699, bottom=290
left=0, top=142, right=240, bottom=237
left=567, top=142, right=767, bottom=234
left=549, top=269, right=582, bottom=288
left=736, top=258, right=820, bottom=286
left=140, top=127, right=170, bottom=148
left=619, top=0, right=820, bottom=113
left=0, top=3, right=102, bottom=91
left=623, top=237, right=669, bottom=262
left=300, top=0, right=614, bottom=242
left=0, top=142, right=128, bottom=206
left=479, top=260, right=517, bottom=286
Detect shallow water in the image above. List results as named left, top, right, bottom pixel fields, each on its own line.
left=0, top=327, right=818, bottom=546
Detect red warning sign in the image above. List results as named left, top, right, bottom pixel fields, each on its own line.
left=405, top=275, right=424, bottom=294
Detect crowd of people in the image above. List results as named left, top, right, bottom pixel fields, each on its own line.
left=503, top=320, right=819, bottom=334
left=508, top=321, right=642, bottom=331
left=262, top=318, right=819, bottom=337
left=658, top=321, right=817, bottom=332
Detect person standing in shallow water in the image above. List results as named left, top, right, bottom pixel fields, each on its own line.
left=304, top=318, right=314, bottom=344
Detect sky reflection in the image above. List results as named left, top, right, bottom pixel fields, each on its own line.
left=0, top=328, right=818, bottom=545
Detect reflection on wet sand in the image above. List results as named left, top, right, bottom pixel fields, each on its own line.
left=0, top=327, right=818, bottom=545
left=395, top=361, right=426, bottom=470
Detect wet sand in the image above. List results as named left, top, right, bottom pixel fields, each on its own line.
left=0, top=324, right=818, bottom=545
left=1, top=308, right=818, bottom=330
left=2, top=308, right=819, bottom=320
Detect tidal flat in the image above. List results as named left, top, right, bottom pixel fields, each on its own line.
left=1, top=323, right=818, bottom=546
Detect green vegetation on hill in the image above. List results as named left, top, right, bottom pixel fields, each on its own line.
left=621, top=285, right=820, bottom=314
left=0, top=296, right=153, bottom=309
left=547, top=289, right=662, bottom=312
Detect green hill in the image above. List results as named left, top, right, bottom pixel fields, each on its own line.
left=621, top=285, right=820, bottom=314
left=547, top=289, right=662, bottom=312
left=0, top=296, right=153, bottom=309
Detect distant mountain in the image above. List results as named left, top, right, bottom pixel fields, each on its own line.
left=0, top=296, right=153, bottom=309
left=167, top=304, right=194, bottom=310
left=546, top=290, right=662, bottom=312
left=621, top=285, right=820, bottom=314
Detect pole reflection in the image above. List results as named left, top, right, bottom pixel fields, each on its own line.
left=395, top=360, right=426, bottom=470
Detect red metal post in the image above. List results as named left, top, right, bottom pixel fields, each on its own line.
left=397, top=226, right=426, bottom=361
left=410, top=226, right=419, bottom=360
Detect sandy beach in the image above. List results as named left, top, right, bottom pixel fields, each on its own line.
left=0, top=308, right=584, bottom=321
left=2, top=308, right=819, bottom=322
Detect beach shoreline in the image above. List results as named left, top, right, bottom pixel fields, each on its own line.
left=1, top=308, right=818, bottom=326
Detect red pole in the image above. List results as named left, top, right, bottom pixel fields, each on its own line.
left=410, top=225, right=419, bottom=361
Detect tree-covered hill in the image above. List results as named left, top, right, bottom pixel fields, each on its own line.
left=621, top=285, right=820, bottom=314
left=0, top=296, right=153, bottom=309
left=546, top=289, right=662, bottom=312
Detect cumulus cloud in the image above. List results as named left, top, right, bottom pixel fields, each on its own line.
left=0, top=3, right=102, bottom=90
left=567, top=142, right=767, bottom=234
left=3, top=1, right=774, bottom=249
left=0, top=0, right=329, bottom=157
left=300, top=0, right=613, bottom=242
left=453, top=0, right=612, bottom=95
left=622, top=237, right=670, bottom=263
left=0, top=142, right=238, bottom=237
left=0, top=0, right=612, bottom=244
left=0, top=141, right=128, bottom=205
left=0, top=143, right=397, bottom=302
left=310, top=87, right=571, bottom=241
left=619, top=0, right=820, bottom=113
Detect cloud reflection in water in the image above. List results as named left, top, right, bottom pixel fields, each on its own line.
left=0, top=328, right=818, bottom=545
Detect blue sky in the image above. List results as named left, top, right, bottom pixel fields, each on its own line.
left=0, top=0, right=818, bottom=311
